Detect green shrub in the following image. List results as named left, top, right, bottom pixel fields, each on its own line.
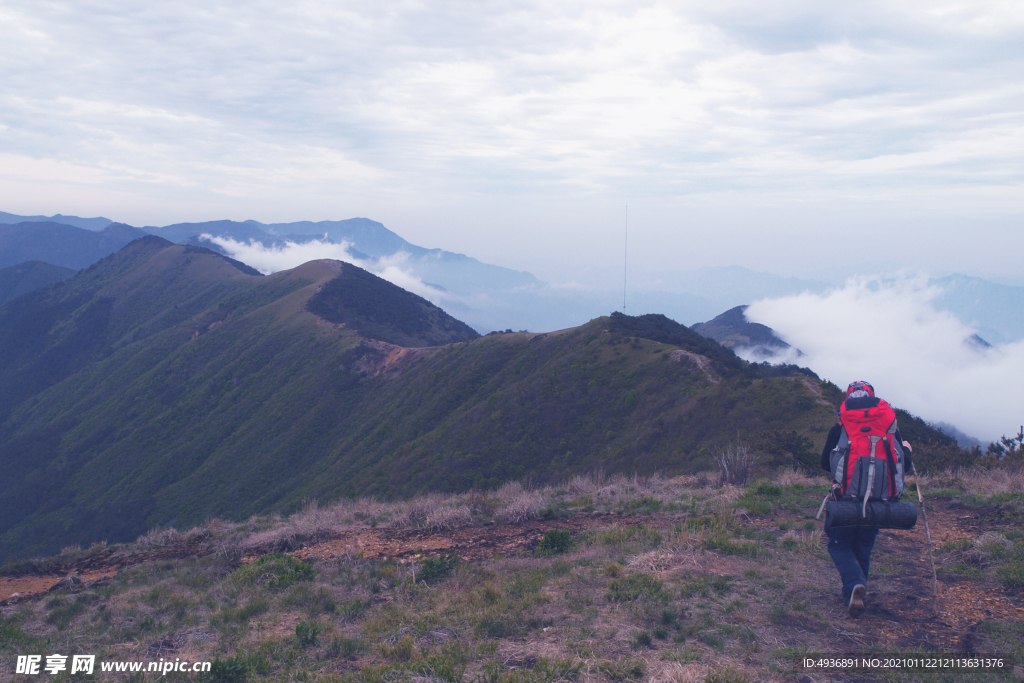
left=44, top=593, right=95, bottom=629
left=631, top=631, right=653, bottom=649
left=480, top=657, right=581, bottom=683
left=536, top=530, right=573, bottom=555
left=997, top=560, right=1024, bottom=588
left=941, top=539, right=973, bottom=552
left=0, top=617, right=26, bottom=644
left=706, top=665, right=751, bottom=683
left=204, top=656, right=246, bottom=683
left=598, top=524, right=663, bottom=549
left=599, top=658, right=646, bottom=681
left=327, top=636, right=366, bottom=659
left=478, top=618, right=513, bottom=639
left=296, top=620, right=324, bottom=648
left=608, top=573, right=663, bottom=602
left=418, top=553, right=459, bottom=583
left=229, top=554, right=315, bottom=591
left=703, top=534, right=760, bottom=557
left=619, top=496, right=663, bottom=514
left=751, top=483, right=782, bottom=498
left=697, top=631, right=724, bottom=650
left=680, top=575, right=733, bottom=598
left=418, top=644, right=471, bottom=683
left=339, top=597, right=371, bottom=619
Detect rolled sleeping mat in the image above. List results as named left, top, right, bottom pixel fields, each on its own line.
left=824, top=500, right=918, bottom=530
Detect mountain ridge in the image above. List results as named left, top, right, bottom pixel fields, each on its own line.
left=0, top=238, right=968, bottom=562
left=5, top=211, right=1024, bottom=341
left=0, top=211, right=113, bottom=231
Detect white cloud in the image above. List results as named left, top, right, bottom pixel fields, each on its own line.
left=199, top=235, right=451, bottom=304
left=744, top=277, right=1024, bottom=442
left=1, top=0, right=1022, bottom=281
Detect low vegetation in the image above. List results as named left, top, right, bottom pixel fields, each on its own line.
left=3, top=464, right=1023, bottom=682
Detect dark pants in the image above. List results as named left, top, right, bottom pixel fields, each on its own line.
left=825, top=525, right=879, bottom=603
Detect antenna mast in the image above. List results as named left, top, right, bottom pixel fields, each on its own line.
left=623, top=205, right=627, bottom=312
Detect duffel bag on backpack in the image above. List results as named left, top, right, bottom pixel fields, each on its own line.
left=824, top=499, right=918, bottom=529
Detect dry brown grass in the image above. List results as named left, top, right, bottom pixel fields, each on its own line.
left=652, top=662, right=710, bottom=683
left=135, top=526, right=209, bottom=549
left=962, top=466, right=1024, bottom=496
left=915, top=465, right=1024, bottom=497
left=424, top=505, right=472, bottom=530
left=495, top=481, right=547, bottom=523
left=771, top=470, right=820, bottom=488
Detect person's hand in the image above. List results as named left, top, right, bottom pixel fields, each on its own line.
left=903, top=440, right=913, bottom=453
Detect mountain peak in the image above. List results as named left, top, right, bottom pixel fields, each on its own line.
left=692, top=305, right=791, bottom=352
left=305, top=261, right=480, bottom=347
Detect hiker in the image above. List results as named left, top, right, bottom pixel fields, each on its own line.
left=821, top=381, right=914, bottom=617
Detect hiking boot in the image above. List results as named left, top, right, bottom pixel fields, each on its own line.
left=848, top=584, right=866, bottom=618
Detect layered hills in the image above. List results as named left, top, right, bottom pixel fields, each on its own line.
left=0, top=239, right=966, bottom=562
left=0, top=211, right=113, bottom=231
left=5, top=212, right=1024, bottom=342
left=0, top=221, right=147, bottom=270
left=0, top=260, right=76, bottom=307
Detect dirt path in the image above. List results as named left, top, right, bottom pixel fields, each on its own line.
left=781, top=497, right=1024, bottom=657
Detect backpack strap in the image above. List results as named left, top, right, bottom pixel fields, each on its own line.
left=884, top=417, right=899, bottom=498
left=837, top=428, right=851, bottom=495
left=882, top=438, right=898, bottom=499
left=863, top=436, right=880, bottom=516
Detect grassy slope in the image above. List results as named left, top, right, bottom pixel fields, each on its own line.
left=2, top=471, right=1022, bottom=683
left=0, top=244, right=967, bottom=562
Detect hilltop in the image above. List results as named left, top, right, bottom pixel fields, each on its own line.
left=691, top=306, right=792, bottom=360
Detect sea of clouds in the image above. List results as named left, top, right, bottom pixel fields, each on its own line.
left=743, top=277, right=1024, bottom=443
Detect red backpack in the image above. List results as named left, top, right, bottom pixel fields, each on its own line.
left=828, top=398, right=907, bottom=513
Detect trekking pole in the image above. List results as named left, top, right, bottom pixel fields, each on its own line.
left=911, top=463, right=938, bottom=616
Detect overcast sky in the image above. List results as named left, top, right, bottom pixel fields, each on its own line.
left=2, top=0, right=1022, bottom=285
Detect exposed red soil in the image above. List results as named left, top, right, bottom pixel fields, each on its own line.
left=0, top=513, right=640, bottom=604
left=288, top=514, right=641, bottom=564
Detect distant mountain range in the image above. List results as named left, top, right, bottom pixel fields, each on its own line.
left=0, top=221, right=147, bottom=270
left=930, top=274, right=1024, bottom=345
left=0, top=211, right=114, bottom=231
left=3, top=211, right=1023, bottom=343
